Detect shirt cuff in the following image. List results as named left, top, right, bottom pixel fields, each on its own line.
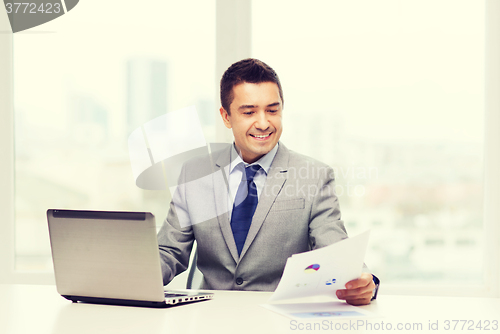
left=371, top=274, right=380, bottom=301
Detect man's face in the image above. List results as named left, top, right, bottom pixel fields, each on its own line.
left=220, top=82, right=283, bottom=163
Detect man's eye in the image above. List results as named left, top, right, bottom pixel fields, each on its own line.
left=243, top=111, right=254, bottom=115
left=268, top=110, right=278, bottom=113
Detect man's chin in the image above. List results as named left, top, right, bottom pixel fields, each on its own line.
left=253, top=143, right=276, bottom=156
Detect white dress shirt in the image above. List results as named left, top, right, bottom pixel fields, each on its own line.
left=227, top=143, right=279, bottom=217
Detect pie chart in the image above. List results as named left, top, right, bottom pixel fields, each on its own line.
left=304, top=264, right=320, bottom=273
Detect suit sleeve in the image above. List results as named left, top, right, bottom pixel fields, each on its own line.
left=157, top=163, right=195, bottom=286
left=308, top=166, right=375, bottom=275
left=308, top=166, right=348, bottom=249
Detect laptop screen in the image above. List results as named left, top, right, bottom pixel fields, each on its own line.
left=47, top=209, right=165, bottom=303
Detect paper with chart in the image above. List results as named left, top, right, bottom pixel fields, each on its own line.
left=262, top=301, right=374, bottom=320
left=268, top=231, right=370, bottom=302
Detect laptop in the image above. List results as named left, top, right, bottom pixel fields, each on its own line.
left=47, top=209, right=213, bottom=308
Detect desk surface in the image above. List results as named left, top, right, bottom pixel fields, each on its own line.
left=1, top=284, right=499, bottom=334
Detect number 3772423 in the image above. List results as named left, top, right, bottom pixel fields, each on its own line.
left=5, top=2, right=61, bottom=14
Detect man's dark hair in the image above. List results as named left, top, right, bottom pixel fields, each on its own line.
left=220, top=58, right=284, bottom=114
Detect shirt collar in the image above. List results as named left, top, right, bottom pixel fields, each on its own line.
left=230, top=142, right=279, bottom=175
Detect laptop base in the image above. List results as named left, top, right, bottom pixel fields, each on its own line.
left=63, top=295, right=171, bottom=308
left=63, top=293, right=213, bottom=308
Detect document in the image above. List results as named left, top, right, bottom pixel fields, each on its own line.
left=268, top=231, right=370, bottom=302
left=262, top=301, right=372, bottom=320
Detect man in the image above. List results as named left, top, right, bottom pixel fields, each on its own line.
left=157, top=58, right=377, bottom=305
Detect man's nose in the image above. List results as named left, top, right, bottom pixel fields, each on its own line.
left=254, top=111, right=270, bottom=130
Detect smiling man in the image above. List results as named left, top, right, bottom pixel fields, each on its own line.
left=220, top=81, right=283, bottom=163
left=157, top=58, right=378, bottom=305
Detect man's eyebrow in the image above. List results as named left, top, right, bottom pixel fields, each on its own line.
left=237, top=102, right=281, bottom=110
left=238, top=104, right=257, bottom=110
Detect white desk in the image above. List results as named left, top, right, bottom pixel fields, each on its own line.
left=1, top=284, right=499, bottom=334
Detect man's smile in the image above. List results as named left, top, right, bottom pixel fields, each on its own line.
left=249, top=133, right=272, bottom=141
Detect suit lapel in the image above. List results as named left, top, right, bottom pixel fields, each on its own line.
left=213, top=145, right=240, bottom=263
left=239, top=143, right=289, bottom=259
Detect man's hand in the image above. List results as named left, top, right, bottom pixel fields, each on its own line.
left=336, top=273, right=375, bottom=306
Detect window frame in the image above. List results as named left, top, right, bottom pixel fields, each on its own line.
left=1, top=0, right=498, bottom=297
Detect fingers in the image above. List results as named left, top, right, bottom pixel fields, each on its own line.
left=337, top=288, right=373, bottom=305
left=345, top=294, right=373, bottom=306
left=339, top=274, right=374, bottom=297
left=336, top=282, right=374, bottom=300
left=336, top=273, right=375, bottom=306
left=345, top=273, right=373, bottom=289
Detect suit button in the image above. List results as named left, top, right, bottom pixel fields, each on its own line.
left=235, top=277, right=244, bottom=285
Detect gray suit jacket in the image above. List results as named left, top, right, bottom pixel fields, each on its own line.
left=157, top=143, right=349, bottom=291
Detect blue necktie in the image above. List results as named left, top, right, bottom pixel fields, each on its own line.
left=231, top=164, right=261, bottom=255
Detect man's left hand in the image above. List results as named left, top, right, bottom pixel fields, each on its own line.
left=336, top=272, right=375, bottom=306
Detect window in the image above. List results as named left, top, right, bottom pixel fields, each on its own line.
left=1, top=0, right=499, bottom=295
left=10, top=0, right=215, bottom=273
left=252, top=0, right=485, bottom=285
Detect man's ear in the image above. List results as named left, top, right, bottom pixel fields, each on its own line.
left=220, top=107, right=232, bottom=129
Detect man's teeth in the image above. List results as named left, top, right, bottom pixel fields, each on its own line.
left=252, top=134, right=270, bottom=138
